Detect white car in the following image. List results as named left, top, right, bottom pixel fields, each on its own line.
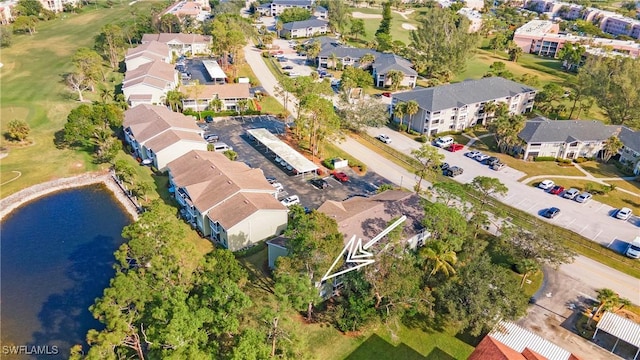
left=625, top=237, right=640, bottom=259
left=563, top=188, right=580, bottom=200
left=272, top=182, right=284, bottom=192
left=538, top=180, right=555, bottom=190
left=280, top=195, right=300, bottom=207
left=434, top=136, right=454, bottom=148
left=377, top=134, right=391, bottom=144
left=465, top=151, right=481, bottom=158
left=616, top=207, right=632, bottom=220
left=475, top=154, right=490, bottom=163
left=575, top=192, right=592, bottom=203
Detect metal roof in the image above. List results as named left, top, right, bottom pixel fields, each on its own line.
left=246, top=128, right=318, bottom=174
left=202, top=60, right=227, bottom=80
left=596, top=311, right=640, bottom=349
left=489, top=321, right=572, bottom=360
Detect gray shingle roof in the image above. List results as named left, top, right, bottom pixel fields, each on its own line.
left=619, top=127, right=640, bottom=153
left=318, top=45, right=376, bottom=59
left=393, top=77, right=536, bottom=112
left=372, top=53, right=417, bottom=76
left=282, top=17, right=328, bottom=31
left=273, top=0, right=313, bottom=5
left=315, top=5, right=327, bottom=12
left=518, top=116, right=620, bottom=143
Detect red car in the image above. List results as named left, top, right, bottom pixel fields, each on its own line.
left=382, top=92, right=392, bottom=97
left=333, top=171, right=349, bottom=182
left=447, top=143, right=464, bottom=152
left=549, top=185, right=565, bottom=195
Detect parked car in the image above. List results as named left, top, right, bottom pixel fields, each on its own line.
left=274, top=156, right=284, bottom=165
left=310, top=178, right=329, bottom=189
left=444, top=166, right=464, bottom=177
left=440, top=162, right=450, bottom=171
left=490, top=162, right=505, bottom=171
left=281, top=195, right=300, bottom=207
left=282, top=65, right=293, bottom=70
left=616, top=207, right=633, bottom=220
left=625, top=237, right=640, bottom=259
left=287, top=72, right=299, bottom=77
left=204, top=133, right=219, bottom=142
left=549, top=185, right=565, bottom=195
left=575, top=192, right=592, bottom=203
left=382, top=92, right=392, bottom=97
left=271, top=182, right=284, bottom=192
left=475, top=154, right=490, bottom=163
left=538, top=180, right=555, bottom=190
left=465, top=151, right=481, bottom=158
left=213, top=142, right=232, bottom=152
left=377, top=134, right=392, bottom=144
left=205, top=115, right=214, bottom=123
left=447, top=143, right=464, bottom=152
left=266, top=176, right=277, bottom=184
left=563, top=188, right=580, bottom=200
left=434, top=136, right=454, bottom=148
left=542, top=207, right=561, bottom=219
left=333, top=171, right=349, bottom=182
left=483, top=157, right=500, bottom=166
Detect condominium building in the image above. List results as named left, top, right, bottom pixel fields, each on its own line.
left=391, top=77, right=537, bottom=135
left=524, top=0, right=640, bottom=39
left=513, top=20, right=640, bottom=58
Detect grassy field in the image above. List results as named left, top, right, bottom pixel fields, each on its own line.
left=347, top=7, right=421, bottom=45
left=0, top=1, right=156, bottom=197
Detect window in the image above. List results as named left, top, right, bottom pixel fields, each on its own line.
left=449, top=125, right=455, bottom=129
left=530, top=143, right=542, bottom=146
left=433, top=111, right=440, bottom=115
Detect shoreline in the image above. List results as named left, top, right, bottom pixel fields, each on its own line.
left=0, top=171, right=140, bottom=221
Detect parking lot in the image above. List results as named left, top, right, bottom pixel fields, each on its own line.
left=201, top=116, right=391, bottom=209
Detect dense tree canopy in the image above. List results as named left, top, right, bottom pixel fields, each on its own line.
left=408, top=7, right=479, bottom=80
left=278, top=8, right=312, bottom=24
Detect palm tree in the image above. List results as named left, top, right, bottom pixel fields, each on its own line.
left=98, top=86, right=113, bottom=104
left=275, top=20, right=283, bottom=38
left=209, top=98, right=224, bottom=113
left=420, top=242, right=457, bottom=278
left=387, top=70, right=404, bottom=90
left=393, top=102, right=406, bottom=130
left=359, top=53, right=375, bottom=69
left=482, top=101, right=497, bottom=123
left=600, top=135, right=623, bottom=163
left=508, top=41, right=523, bottom=62
left=237, top=99, right=250, bottom=114
left=329, top=53, right=338, bottom=70
left=516, top=259, right=539, bottom=287
left=405, top=100, right=419, bottom=133
left=165, top=90, right=185, bottom=112
left=587, top=289, right=630, bottom=327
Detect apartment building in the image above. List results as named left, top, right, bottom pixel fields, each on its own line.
left=122, top=60, right=179, bottom=106
left=280, top=17, right=328, bottom=38
left=141, top=33, right=212, bottom=56
left=125, top=41, right=172, bottom=71
left=167, top=150, right=288, bottom=251
left=181, top=83, right=252, bottom=112
left=391, top=77, right=537, bottom=135
left=524, top=0, right=640, bottom=39
left=513, top=20, right=640, bottom=58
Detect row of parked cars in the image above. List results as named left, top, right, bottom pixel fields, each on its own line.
left=464, top=150, right=505, bottom=171
left=266, top=176, right=301, bottom=207
left=538, top=179, right=633, bottom=221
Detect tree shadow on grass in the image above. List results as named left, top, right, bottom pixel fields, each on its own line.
left=345, top=333, right=456, bottom=360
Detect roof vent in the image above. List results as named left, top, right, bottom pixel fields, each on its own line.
left=228, top=180, right=232, bottom=184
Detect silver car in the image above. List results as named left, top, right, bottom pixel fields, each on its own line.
left=575, top=192, right=592, bottom=203
left=563, top=188, right=580, bottom=200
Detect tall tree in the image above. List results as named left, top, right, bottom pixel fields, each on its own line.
left=95, top=24, right=125, bottom=69
left=600, top=135, right=623, bottom=163
left=376, top=1, right=392, bottom=37
left=411, top=143, right=443, bottom=193
left=435, top=254, right=529, bottom=336
left=338, top=99, right=388, bottom=132
left=489, top=113, right=526, bottom=153
left=535, top=82, right=565, bottom=117
left=278, top=8, right=311, bottom=23
left=387, top=70, right=404, bottom=91
left=587, top=288, right=632, bottom=327
left=158, top=13, right=181, bottom=33
left=422, top=201, right=468, bottom=251
left=468, top=176, right=508, bottom=212
left=408, top=7, right=478, bottom=78
left=393, top=102, right=406, bottom=129
left=65, top=72, right=91, bottom=102
left=349, top=18, right=366, bottom=40
left=498, top=223, right=575, bottom=270
left=12, top=15, right=38, bottom=35
left=578, top=56, right=640, bottom=127
left=327, top=0, right=350, bottom=33
left=420, top=241, right=457, bottom=278
left=507, top=41, right=523, bottom=62
left=72, top=47, right=104, bottom=90
left=405, top=100, right=419, bottom=131
left=15, top=0, right=42, bottom=16
left=165, top=90, right=185, bottom=112
left=557, top=42, right=585, bottom=71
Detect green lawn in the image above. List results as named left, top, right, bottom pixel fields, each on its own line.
left=0, top=1, right=156, bottom=197
left=579, top=161, right=628, bottom=178
left=348, top=7, right=422, bottom=45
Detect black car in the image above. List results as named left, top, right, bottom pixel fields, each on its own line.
left=542, top=207, right=561, bottom=219
left=444, top=166, right=463, bottom=177
left=310, top=178, right=329, bottom=189
left=283, top=65, right=293, bottom=70
left=266, top=176, right=277, bottom=184
left=440, top=162, right=450, bottom=171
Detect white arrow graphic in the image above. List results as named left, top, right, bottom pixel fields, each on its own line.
left=321, top=215, right=407, bottom=282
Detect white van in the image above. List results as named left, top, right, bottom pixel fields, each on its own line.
left=434, top=136, right=454, bottom=148
left=625, top=237, right=640, bottom=259
left=213, top=142, right=233, bottom=152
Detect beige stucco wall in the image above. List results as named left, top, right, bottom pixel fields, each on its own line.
left=155, top=140, right=208, bottom=171
left=226, top=209, right=288, bottom=252
left=123, top=84, right=166, bottom=105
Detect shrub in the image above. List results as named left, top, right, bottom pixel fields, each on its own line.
left=574, top=157, right=588, bottom=163
left=557, top=158, right=572, bottom=164
left=407, top=129, right=420, bottom=136
left=435, top=130, right=463, bottom=137
left=322, top=158, right=335, bottom=170
left=416, top=135, right=427, bottom=143
left=533, top=156, right=556, bottom=162
left=397, top=124, right=407, bottom=132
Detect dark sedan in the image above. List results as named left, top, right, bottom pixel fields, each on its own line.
left=542, top=207, right=561, bottom=219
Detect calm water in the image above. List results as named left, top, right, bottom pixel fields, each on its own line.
left=1, top=184, right=132, bottom=359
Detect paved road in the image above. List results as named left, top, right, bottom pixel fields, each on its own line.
left=244, top=44, right=640, bottom=303
left=369, top=128, right=640, bottom=249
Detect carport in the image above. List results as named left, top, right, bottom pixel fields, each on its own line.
left=202, top=60, right=226, bottom=84
left=246, top=128, right=318, bottom=176
left=593, top=311, right=640, bottom=359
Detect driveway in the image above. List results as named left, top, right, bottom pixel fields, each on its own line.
left=366, top=128, right=640, bottom=250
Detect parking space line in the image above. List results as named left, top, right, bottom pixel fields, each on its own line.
left=592, top=230, right=603, bottom=241
left=606, top=237, right=616, bottom=248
